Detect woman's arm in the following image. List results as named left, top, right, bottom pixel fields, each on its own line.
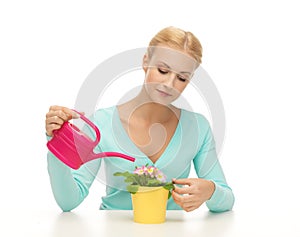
left=47, top=148, right=101, bottom=212
left=45, top=105, right=101, bottom=212
left=172, top=118, right=234, bottom=212
left=193, top=124, right=235, bottom=212
left=202, top=159, right=235, bottom=212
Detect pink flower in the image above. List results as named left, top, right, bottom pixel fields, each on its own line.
left=155, top=171, right=166, bottom=182
left=133, top=167, right=144, bottom=175
left=132, top=165, right=167, bottom=183
left=147, top=166, right=155, bottom=177
left=142, top=165, right=148, bottom=173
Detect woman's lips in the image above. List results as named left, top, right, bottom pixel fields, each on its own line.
left=156, top=89, right=172, bottom=97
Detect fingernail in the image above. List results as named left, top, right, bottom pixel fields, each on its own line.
left=72, top=114, right=79, bottom=119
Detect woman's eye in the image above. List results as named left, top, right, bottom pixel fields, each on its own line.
left=157, top=68, right=168, bottom=74
left=177, top=76, right=187, bottom=82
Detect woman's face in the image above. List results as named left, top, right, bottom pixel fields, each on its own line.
left=143, top=46, right=198, bottom=105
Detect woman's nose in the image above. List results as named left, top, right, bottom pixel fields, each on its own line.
left=163, top=72, right=176, bottom=87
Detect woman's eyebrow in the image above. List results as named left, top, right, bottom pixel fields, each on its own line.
left=157, top=61, right=170, bottom=68
left=157, top=61, right=192, bottom=75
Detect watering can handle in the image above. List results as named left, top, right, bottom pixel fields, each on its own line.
left=72, top=109, right=101, bottom=146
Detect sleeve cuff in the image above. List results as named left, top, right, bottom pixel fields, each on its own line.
left=46, top=133, right=52, bottom=141
left=205, top=181, right=234, bottom=212
left=207, top=181, right=225, bottom=206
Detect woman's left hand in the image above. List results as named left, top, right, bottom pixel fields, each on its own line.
left=172, top=178, right=215, bottom=212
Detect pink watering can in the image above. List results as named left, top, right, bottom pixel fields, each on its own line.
left=47, top=110, right=135, bottom=169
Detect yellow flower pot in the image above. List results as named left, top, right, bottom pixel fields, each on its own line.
left=131, top=186, right=169, bottom=224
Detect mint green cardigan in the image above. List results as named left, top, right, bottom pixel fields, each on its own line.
left=47, top=106, right=234, bottom=212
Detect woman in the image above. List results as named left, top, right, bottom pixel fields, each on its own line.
left=45, top=26, right=234, bottom=212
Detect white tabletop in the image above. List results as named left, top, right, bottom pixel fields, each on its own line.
left=2, top=208, right=299, bottom=237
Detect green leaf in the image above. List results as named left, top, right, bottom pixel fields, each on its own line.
left=163, top=182, right=175, bottom=199
left=163, top=182, right=174, bottom=191
left=147, top=179, right=162, bottom=186
left=113, top=172, right=124, bottom=176
left=113, top=171, right=131, bottom=177
left=127, top=185, right=139, bottom=194
left=168, top=191, right=172, bottom=199
left=132, top=175, right=141, bottom=185
left=124, top=176, right=135, bottom=183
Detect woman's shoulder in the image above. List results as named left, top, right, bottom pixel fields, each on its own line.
left=180, top=108, right=211, bottom=130
left=94, top=105, right=116, bottom=115
left=91, top=105, right=117, bottom=124
left=181, top=109, right=211, bottom=134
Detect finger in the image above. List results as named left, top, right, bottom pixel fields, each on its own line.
left=46, top=123, right=62, bottom=136
left=45, top=112, right=67, bottom=135
left=49, top=105, right=66, bottom=113
left=181, top=194, right=199, bottom=204
left=74, top=111, right=85, bottom=115
left=62, top=108, right=80, bottom=119
left=46, top=109, right=77, bottom=121
left=182, top=200, right=194, bottom=208
left=59, top=109, right=80, bottom=120
left=172, top=190, right=194, bottom=203
left=172, top=192, right=196, bottom=211
left=172, top=178, right=193, bottom=186
left=46, top=115, right=65, bottom=126
left=172, top=190, right=184, bottom=204
left=184, top=205, right=197, bottom=212
left=45, top=116, right=65, bottom=133
left=185, top=199, right=205, bottom=212
left=46, top=111, right=68, bottom=122
left=176, top=192, right=198, bottom=204
left=173, top=186, right=193, bottom=195
left=49, top=105, right=79, bottom=119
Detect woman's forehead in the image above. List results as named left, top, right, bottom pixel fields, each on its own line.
left=148, top=46, right=198, bottom=74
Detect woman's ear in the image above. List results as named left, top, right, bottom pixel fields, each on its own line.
left=142, top=54, right=149, bottom=72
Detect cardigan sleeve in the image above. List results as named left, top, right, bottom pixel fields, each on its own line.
left=193, top=122, right=235, bottom=212
left=46, top=123, right=101, bottom=212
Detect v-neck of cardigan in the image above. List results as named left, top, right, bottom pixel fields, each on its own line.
left=112, top=105, right=183, bottom=166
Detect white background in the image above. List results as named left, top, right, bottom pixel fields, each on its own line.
left=0, top=0, right=299, bottom=220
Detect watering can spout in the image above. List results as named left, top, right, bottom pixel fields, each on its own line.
left=89, top=151, right=136, bottom=163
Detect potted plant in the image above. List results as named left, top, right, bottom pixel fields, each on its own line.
left=114, top=164, right=174, bottom=224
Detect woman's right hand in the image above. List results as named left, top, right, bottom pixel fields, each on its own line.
left=45, top=105, right=79, bottom=137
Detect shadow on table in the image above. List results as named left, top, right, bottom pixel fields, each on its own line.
left=50, top=210, right=235, bottom=237
left=166, top=210, right=235, bottom=237
left=102, top=210, right=235, bottom=237
left=102, top=211, right=178, bottom=237
left=51, top=212, right=91, bottom=237
left=196, top=211, right=235, bottom=236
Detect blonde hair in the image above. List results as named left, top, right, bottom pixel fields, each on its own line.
left=148, top=26, right=203, bottom=65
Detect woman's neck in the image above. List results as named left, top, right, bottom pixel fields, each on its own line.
left=118, top=88, right=179, bottom=124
